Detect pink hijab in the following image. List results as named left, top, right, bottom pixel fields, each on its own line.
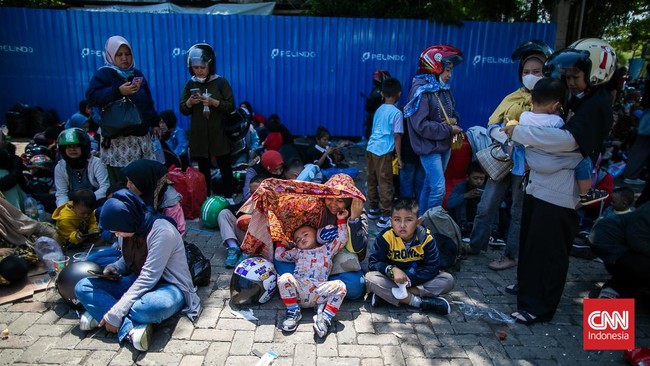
left=103, top=35, right=134, bottom=69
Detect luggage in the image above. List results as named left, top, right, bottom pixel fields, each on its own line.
left=167, top=166, right=207, bottom=220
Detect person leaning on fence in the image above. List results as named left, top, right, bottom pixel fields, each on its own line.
left=365, top=197, right=454, bottom=315
left=85, top=35, right=162, bottom=185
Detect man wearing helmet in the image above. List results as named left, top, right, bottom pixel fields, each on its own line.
left=180, top=43, right=236, bottom=197
left=503, top=38, right=617, bottom=324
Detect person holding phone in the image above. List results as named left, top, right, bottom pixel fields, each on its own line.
left=179, top=43, right=235, bottom=196
left=86, top=36, right=162, bottom=186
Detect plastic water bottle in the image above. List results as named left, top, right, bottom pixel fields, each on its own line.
left=24, top=195, right=39, bottom=220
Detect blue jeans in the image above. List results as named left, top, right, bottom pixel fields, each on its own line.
left=399, top=161, right=426, bottom=200
left=75, top=275, right=185, bottom=343
left=274, top=260, right=366, bottom=300
left=86, top=247, right=121, bottom=269
left=575, top=157, right=592, bottom=181
left=419, top=150, right=451, bottom=216
left=469, top=174, right=524, bottom=258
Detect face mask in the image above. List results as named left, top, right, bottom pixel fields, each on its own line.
left=522, top=74, right=542, bottom=91
left=195, top=76, right=207, bottom=83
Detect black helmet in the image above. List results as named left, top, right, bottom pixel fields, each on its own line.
left=23, top=142, right=52, bottom=160
left=56, top=261, right=102, bottom=309
left=0, top=256, right=28, bottom=284
left=224, top=107, right=252, bottom=142
left=186, top=44, right=216, bottom=76
left=511, top=40, right=553, bottom=82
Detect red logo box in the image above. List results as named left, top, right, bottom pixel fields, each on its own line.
left=584, top=298, right=635, bottom=350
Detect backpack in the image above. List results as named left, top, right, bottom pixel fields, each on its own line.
left=420, top=206, right=462, bottom=271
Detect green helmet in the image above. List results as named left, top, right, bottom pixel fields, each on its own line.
left=57, top=128, right=90, bottom=146
left=200, top=196, right=229, bottom=228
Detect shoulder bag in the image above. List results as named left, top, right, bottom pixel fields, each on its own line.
left=99, top=97, right=142, bottom=138
left=476, top=143, right=513, bottom=182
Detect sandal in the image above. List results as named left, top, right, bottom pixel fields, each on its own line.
left=505, top=284, right=518, bottom=295
left=511, top=310, right=541, bottom=325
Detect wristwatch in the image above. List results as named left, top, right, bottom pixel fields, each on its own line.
left=386, top=265, right=394, bottom=278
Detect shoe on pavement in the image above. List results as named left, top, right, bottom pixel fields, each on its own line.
left=579, top=189, right=609, bottom=206
left=376, top=216, right=391, bottom=229
left=624, top=178, right=646, bottom=185
left=312, top=313, right=332, bottom=338
left=79, top=311, right=99, bottom=331
left=367, top=208, right=381, bottom=220
left=280, top=308, right=302, bottom=332
left=370, top=293, right=387, bottom=308
left=488, top=255, right=517, bottom=271
left=488, top=237, right=506, bottom=247
left=419, top=296, right=451, bottom=315
left=128, top=323, right=152, bottom=352
left=225, top=247, right=241, bottom=268
left=461, top=243, right=481, bottom=256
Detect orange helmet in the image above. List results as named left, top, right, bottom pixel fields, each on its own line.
left=417, top=44, right=463, bottom=75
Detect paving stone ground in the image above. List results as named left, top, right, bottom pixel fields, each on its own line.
left=1, top=142, right=647, bottom=365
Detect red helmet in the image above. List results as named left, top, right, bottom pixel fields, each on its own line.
left=417, top=45, right=463, bottom=75
left=372, top=70, right=391, bottom=87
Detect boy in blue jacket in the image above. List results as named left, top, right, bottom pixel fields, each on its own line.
left=365, top=197, right=455, bottom=315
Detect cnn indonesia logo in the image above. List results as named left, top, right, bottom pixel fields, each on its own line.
left=583, top=298, right=635, bottom=350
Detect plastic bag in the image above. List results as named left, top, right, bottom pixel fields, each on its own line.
left=624, top=347, right=650, bottom=365
left=184, top=241, right=211, bottom=287
left=458, top=303, right=514, bottom=324
left=168, top=166, right=207, bottom=219
left=32, top=236, right=63, bottom=262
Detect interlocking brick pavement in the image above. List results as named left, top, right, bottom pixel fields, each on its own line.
left=1, top=142, right=648, bottom=365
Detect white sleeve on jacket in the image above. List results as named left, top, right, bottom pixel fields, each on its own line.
left=89, top=157, right=110, bottom=201
left=512, top=125, right=579, bottom=153
left=54, top=161, right=70, bottom=208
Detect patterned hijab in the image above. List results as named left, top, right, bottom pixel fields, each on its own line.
left=403, top=74, right=449, bottom=118
left=240, top=174, right=365, bottom=260
left=103, top=35, right=135, bottom=79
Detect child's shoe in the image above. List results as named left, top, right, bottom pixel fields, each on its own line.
left=579, top=189, right=609, bottom=206
left=225, top=248, right=241, bottom=268
left=367, top=208, right=381, bottom=220
left=370, top=293, right=387, bottom=308
left=419, top=296, right=451, bottom=315
left=79, top=311, right=99, bottom=331
left=280, top=308, right=302, bottom=332
left=127, top=323, right=152, bottom=352
left=312, top=312, right=332, bottom=338
left=376, top=216, right=391, bottom=229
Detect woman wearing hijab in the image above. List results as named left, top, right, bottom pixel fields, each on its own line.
left=179, top=43, right=235, bottom=197
left=404, top=45, right=464, bottom=215
left=464, top=40, right=553, bottom=273
left=74, top=190, right=200, bottom=351
left=86, top=35, right=161, bottom=185
left=122, top=159, right=186, bottom=236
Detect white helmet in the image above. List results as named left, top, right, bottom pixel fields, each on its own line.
left=568, top=38, right=617, bottom=86
left=230, top=257, right=277, bottom=305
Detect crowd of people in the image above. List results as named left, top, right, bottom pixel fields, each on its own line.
left=0, top=33, right=648, bottom=351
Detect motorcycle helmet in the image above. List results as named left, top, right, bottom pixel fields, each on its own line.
left=26, top=154, right=55, bottom=173
left=200, top=195, right=229, bottom=228
left=544, top=38, right=617, bottom=87
left=56, top=261, right=102, bottom=310
left=186, top=44, right=216, bottom=76
left=230, top=257, right=277, bottom=305
left=417, top=44, right=463, bottom=75
left=57, top=128, right=91, bottom=163
left=511, top=40, right=553, bottom=83
left=23, top=142, right=52, bottom=161
left=224, top=107, right=252, bottom=143
left=372, top=70, right=391, bottom=87
left=0, top=255, right=29, bottom=284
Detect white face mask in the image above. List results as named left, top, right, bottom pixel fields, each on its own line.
left=522, top=74, right=542, bottom=91
left=195, top=76, right=207, bottom=83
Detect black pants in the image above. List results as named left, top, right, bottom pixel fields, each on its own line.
left=517, top=194, right=579, bottom=321
left=193, top=155, right=233, bottom=197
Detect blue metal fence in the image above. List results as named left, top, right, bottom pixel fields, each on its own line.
left=0, top=7, right=555, bottom=137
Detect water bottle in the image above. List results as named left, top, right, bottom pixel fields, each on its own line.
left=24, top=195, right=39, bottom=220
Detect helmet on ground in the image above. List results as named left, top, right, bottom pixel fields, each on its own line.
left=200, top=195, right=229, bottom=228
left=26, top=154, right=54, bottom=172
left=0, top=256, right=28, bottom=284
left=23, top=142, right=51, bottom=160
left=372, top=70, right=391, bottom=87
left=230, top=257, right=277, bottom=305
left=511, top=40, right=553, bottom=82
left=56, top=261, right=102, bottom=310
left=187, top=43, right=216, bottom=76
left=417, top=44, right=463, bottom=75
left=544, top=38, right=617, bottom=86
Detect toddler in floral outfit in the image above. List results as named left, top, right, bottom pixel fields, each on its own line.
left=275, top=208, right=349, bottom=337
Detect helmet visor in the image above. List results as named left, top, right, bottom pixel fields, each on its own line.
left=511, top=40, right=553, bottom=61
left=188, top=47, right=211, bottom=67
left=443, top=54, right=464, bottom=68
left=230, top=275, right=264, bottom=305
left=543, top=49, right=590, bottom=79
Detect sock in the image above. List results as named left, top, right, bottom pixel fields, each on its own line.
left=408, top=294, right=422, bottom=308
left=286, top=304, right=300, bottom=313
left=323, top=304, right=338, bottom=319
left=226, top=239, right=239, bottom=249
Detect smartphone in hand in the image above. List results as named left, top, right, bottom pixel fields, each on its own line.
left=131, top=76, right=144, bottom=87
left=190, top=88, right=201, bottom=97
left=87, top=270, right=122, bottom=280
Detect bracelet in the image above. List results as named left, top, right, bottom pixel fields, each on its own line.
left=386, top=265, right=394, bottom=278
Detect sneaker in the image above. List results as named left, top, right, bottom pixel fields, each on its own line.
left=367, top=208, right=381, bottom=220
left=419, top=296, right=451, bottom=316
left=312, top=313, right=332, bottom=338
left=376, top=216, right=391, bottom=229
left=579, top=189, right=609, bottom=206
left=370, top=293, right=387, bottom=308
left=128, top=323, right=152, bottom=352
left=572, top=242, right=591, bottom=249
left=598, top=287, right=620, bottom=299
left=623, top=178, right=646, bottom=185
left=225, top=247, right=241, bottom=268
left=488, top=255, right=517, bottom=271
left=79, top=311, right=99, bottom=331
left=488, top=237, right=506, bottom=247
left=280, top=308, right=302, bottom=332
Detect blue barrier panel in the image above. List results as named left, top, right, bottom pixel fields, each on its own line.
left=0, top=7, right=555, bottom=137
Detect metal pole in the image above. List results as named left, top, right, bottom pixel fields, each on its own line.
left=577, top=0, right=586, bottom=39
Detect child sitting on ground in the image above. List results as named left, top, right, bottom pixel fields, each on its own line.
left=600, top=187, right=635, bottom=219
left=516, top=77, right=608, bottom=205
left=446, top=161, right=494, bottom=238
left=365, top=197, right=455, bottom=315
left=51, top=189, right=99, bottom=250
left=274, top=208, right=349, bottom=337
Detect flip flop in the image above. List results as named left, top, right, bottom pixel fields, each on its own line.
left=511, top=310, right=540, bottom=325
left=505, top=284, right=518, bottom=295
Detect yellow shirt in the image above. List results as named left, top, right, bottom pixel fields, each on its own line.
left=487, top=87, right=532, bottom=126
left=51, top=202, right=98, bottom=245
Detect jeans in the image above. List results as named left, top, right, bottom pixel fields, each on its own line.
left=469, top=174, right=524, bottom=258
left=274, top=260, right=366, bottom=300
left=86, top=247, right=121, bottom=269
left=399, top=161, right=425, bottom=200
left=418, top=150, right=451, bottom=216
left=75, top=275, right=185, bottom=343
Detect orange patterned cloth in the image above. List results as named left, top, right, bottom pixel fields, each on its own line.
left=240, top=174, right=365, bottom=260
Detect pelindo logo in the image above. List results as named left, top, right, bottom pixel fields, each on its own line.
left=0, top=45, right=34, bottom=53
left=472, top=55, right=516, bottom=66
left=583, top=298, right=634, bottom=350
left=81, top=48, right=102, bottom=58
left=361, top=52, right=405, bottom=62
left=271, top=48, right=316, bottom=59
left=172, top=48, right=188, bottom=58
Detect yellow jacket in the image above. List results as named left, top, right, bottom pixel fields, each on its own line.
left=51, top=202, right=98, bottom=245
left=487, top=87, right=532, bottom=126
